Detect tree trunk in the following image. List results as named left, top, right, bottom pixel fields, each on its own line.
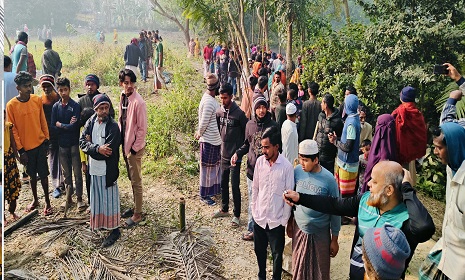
left=149, top=0, right=190, bottom=49
left=263, top=0, right=269, bottom=51
left=239, top=0, right=250, bottom=52
left=343, top=0, right=351, bottom=24
left=286, top=21, right=293, bottom=86
left=183, top=18, right=190, bottom=47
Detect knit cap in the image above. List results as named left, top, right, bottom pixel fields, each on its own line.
left=253, top=93, right=268, bottom=111
left=39, top=74, right=56, bottom=91
left=363, top=224, right=411, bottom=280
left=400, top=86, right=416, bottom=102
left=93, top=94, right=111, bottom=110
left=206, top=73, right=220, bottom=91
left=85, top=74, right=100, bottom=88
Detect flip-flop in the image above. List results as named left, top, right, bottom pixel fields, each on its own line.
left=212, top=210, right=230, bottom=218
left=124, top=217, right=140, bottom=228
left=43, top=207, right=53, bottom=216
left=121, top=209, right=134, bottom=219
left=101, top=229, right=121, bottom=248
left=25, top=203, right=38, bottom=213
left=231, top=217, right=240, bottom=228
left=242, top=231, right=254, bottom=241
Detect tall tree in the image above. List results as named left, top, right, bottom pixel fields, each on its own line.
left=149, top=0, right=191, bottom=48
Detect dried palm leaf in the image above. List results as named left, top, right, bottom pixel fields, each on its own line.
left=4, top=269, right=48, bottom=280
left=154, top=226, right=225, bottom=279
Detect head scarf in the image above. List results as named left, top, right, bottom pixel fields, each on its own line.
left=440, top=122, right=465, bottom=172
left=361, top=114, right=397, bottom=193
left=344, top=94, right=359, bottom=115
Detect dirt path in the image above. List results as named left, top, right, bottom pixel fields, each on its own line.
left=4, top=32, right=445, bottom=279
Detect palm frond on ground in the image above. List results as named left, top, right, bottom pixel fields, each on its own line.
left=155, top=226, right=225, bottom=279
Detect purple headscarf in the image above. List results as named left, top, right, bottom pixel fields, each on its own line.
left=361, top=114, right=397, bottom=193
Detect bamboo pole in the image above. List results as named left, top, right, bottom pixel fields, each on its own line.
left=179, top=197, right=186, bottom=232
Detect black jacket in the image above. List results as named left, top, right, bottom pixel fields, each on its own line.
left=79, top=114, right=120, bottom=188
left=316, top=108, right=343, bottom=163
left=235, top=112, right=278, bottom=180
left=124, top=43, right=142, bottom=67
left=216, top=101, right=248, bottom=161
left=296, top=182, right=435, bottom=280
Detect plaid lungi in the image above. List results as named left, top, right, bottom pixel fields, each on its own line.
left=291, top=219, right=331, bottom=280
left=199, top=142, right=221, bottom=197
left=419, top=250, right=450, bottom=280
left=90, top=175, right=121, bottom=231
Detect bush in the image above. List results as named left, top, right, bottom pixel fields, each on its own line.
left=417, top=146, right=446, bottom=201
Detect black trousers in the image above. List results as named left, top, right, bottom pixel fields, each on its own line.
left=220, top=159, right=241, bottom=217
left=253, top=223, right=285, bottom=280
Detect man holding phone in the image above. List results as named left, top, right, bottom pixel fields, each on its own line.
left=439, top=63, right=465, bottom=127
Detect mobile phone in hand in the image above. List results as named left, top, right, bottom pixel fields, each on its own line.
left=433, top=64, right=449, bottom=75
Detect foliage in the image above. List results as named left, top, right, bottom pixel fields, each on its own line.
left=301, top=1, right=465, bottom=124
left=144, top=46, right=203, bottom=161
left=417, top=147, right=446, bottom=201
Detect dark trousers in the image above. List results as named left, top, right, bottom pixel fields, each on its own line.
left=220, top=159, right=241, bottom=217
left=85, top=170, right=91, bottom=203
left=253, top=223, right=285, bottom=280
left=320, top=160, right=335, bottom=174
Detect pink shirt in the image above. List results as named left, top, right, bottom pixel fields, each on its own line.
left=118, top=90, right=148, bottom=156
left=252, top=153, right=294, bottom=230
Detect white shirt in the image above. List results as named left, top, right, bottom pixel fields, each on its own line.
left=89, top=119, right=107, bottom=176
left=252, top=154, right=294, bottom=230
left=281, top=119, right=298, bottom=165
left=430, top=160, right=465, bottom=280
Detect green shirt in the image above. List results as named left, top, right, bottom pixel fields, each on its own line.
left=155, top=42, right=163, bottom=67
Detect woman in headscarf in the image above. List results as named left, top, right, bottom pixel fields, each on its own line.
left=360, top=114, right=397, bottom=194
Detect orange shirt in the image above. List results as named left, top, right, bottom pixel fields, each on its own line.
left=6, top=94, right=49, bottom=151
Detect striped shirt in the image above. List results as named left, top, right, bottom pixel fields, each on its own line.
left=197, top=92, right=221, bottom=146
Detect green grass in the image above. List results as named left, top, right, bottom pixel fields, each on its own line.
left=7, top=32, right=204, bottom=184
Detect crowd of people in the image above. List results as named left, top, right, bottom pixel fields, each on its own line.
left=4, top=31, right=149, bottom=247
left=196, top=41, right=465, bottom=279
left=123, top=29, right=165, bottom=94
left=3, top=28, right=465, bottom=279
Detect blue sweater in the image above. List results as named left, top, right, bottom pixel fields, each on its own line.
left=294, top=165, right=341, bottom=235
left=51, top=98, right=81, bottom=147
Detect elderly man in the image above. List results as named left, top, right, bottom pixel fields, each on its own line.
left=195, top=74, right=222, bottom=206
left=6, top=72, right=52, bottom=215
left=284, top=160, right=435, bottom=280
left=79, top=94, right=121, bottom=247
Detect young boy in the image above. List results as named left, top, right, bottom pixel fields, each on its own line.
left=358, top=139, right=371, bottom=194
left=51, top=77, right=84, bottom=209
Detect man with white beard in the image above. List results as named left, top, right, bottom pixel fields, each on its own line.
left=283, top=160, right=435, bottom=280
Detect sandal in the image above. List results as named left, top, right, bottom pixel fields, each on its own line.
left=43, top=207, right=53, bottom=216
left=121, top=209, right=134, bottom=219
left=124, top=217, right=140, bottom=228
left=101, top=229, right=121, bottom=248
left=231, top=217, right=240, bottom=228
left=212, top=210, right=230, bottom=218
left=25, top=203, right=39, bottom=213
left=242, top=231, right=254, bottom=241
